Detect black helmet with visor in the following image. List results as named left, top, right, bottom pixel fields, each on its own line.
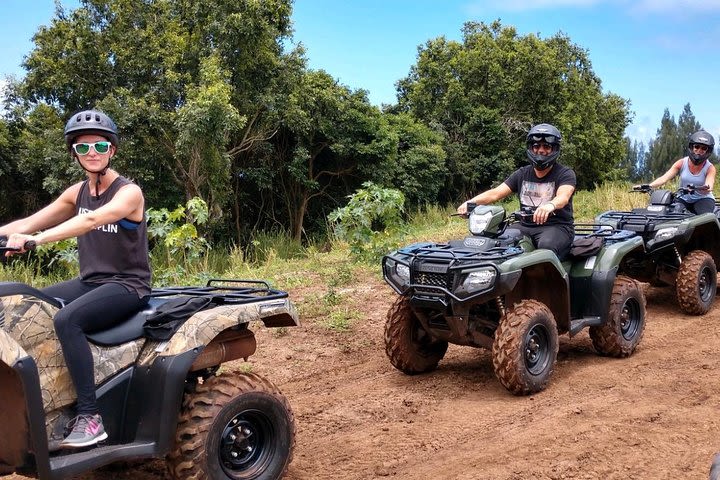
left=687, top=130, right=715, bottom=165
left=526, top=123, right=562, bottom=171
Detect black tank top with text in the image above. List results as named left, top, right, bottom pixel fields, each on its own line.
left=76, top=176, right=151, bottom=297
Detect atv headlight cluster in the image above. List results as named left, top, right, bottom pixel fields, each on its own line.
left=383, top=258, right=411, bottom=293
left=395, top=263, right=410, bottom=281
left=654, top=227, right=677, bottom=242
left=462, top=268, right=496, bottom=293
left=469, top=211, right=494, bottom=235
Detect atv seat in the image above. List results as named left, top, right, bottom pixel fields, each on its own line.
left=86, top=297, right=168, bottom=346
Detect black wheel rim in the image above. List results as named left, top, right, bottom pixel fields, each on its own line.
left=698, top=265, right=715, bottom=302
left=620, top=296, right=642, bottom=341
left=219, top=409, right=274, bottom=479
left=524, top=323, right=551, bottom=375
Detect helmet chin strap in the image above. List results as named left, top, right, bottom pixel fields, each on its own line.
left=75, top=157, right=111, bottom=200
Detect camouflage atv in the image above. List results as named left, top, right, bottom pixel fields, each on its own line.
left=382, top=205, right=647, bottom=395
left=0, top=243, right=299, bottom=480
left=596, top=184, right=720, bottom=315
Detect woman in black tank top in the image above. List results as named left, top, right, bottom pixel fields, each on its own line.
left=0, top=109, right=151, bottom=448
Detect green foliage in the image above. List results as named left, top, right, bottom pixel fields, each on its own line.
left=147, top=197, right=211, bottom=283
left=397, top=20, right=632, bottom=196
left=328, top=182, right=406, bottom=261
left=375, top=112, right=447, bottom=209
left=15, top=0, right=297, bottom=237
left=267, top=69, right=397, bottom=241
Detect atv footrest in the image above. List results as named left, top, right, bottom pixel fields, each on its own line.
left=49, top=441, right=157, bottom=478
left=569, top=316, right=602, bottom=336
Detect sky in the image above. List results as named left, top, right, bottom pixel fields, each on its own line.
left=1, top=0, right=719, bottom=145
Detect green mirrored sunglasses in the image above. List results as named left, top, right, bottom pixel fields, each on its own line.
left=72, top=141, right=112, bottom=155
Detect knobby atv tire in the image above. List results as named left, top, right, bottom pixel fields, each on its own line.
left=676, top=250, right=717, bottom=315
left=167, top=372, right=295, bottom=480
left=384, top=296, right=448, bottom=374
left=492, top=300, right=558, bottom=396
left=590, top=275, right=646, bottom=357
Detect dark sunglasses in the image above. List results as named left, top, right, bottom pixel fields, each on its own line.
left=72, top=141, right=112, bottom=155
left=529, top=134, right=558, bottom=144
left=692, top=143, right=710, bottom=152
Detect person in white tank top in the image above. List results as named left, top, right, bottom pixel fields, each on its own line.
left=635, top=130, right=716, bottom=214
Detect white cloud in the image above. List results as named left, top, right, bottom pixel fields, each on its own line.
left=468, top=0, right=720, bottom=14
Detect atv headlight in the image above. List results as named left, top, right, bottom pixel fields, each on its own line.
left=654, top=227, right=677, bottom=242
left=462, top=268, right=496, bottom=292
left=469, top=211, right=494, bottom=235
left=396, top=263, right=410, bottom=281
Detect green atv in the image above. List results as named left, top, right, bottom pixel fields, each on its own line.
left=596, top=184, right=720, bottom=315
left=382, top=205, right=647, bottom=395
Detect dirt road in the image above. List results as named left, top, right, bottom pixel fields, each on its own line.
left=9, top=278, right=720, bottom=479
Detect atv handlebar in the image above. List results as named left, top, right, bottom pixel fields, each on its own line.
left=0, top=235, right=37, bottom=252
left=632, top=184, right=652, bottom=193
left=678, top=183, right=710, bottom=195
left=452, top=202, right=477, bottom=219
left=632, top=183, right=709, bottom=195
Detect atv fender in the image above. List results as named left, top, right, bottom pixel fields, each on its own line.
left=595, top=235, right=645, bottom=271
left=581, top=236, right=645, bottom=323
left=500, top=249, right=572, bottom=332
left=157, top=298, right=299, bottom=358
left=0, top=328, right=28, bottom=367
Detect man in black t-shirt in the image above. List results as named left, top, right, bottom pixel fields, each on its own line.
left=457, top=123, right=576, bottom=260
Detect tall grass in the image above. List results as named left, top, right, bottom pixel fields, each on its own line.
left=573, top=182, right=647, bottom=222
left=0, top=180, right=661, bottom=292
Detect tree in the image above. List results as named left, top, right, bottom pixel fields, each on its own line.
left=14, top=0, right=297, bottom=239
left=396, top=20, right=632, bottom=195
left=266, top=70, right=395, bottom=242
left=380, top=112, right=446, bottom=209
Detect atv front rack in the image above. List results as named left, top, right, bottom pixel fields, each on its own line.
left=150, top=278, right=288, bottom=304
left=401, top=243, right=525, bottom=270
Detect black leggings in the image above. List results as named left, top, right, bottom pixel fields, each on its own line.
left=42, top=279, right=148, bottom=415
left=515, top=223, right=574, bottom=261
left=678, top=197, right=716, bottom=215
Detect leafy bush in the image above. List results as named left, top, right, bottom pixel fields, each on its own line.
left=328, top=182, right=406, bottom=261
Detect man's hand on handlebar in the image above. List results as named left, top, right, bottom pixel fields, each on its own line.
left=456, top=201, right=477, bottom=217
left=533, top=202, right=556, bottom=225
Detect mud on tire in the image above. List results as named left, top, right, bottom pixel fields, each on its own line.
left=384, top=296, right=448, bottom=374
left=676, top=250, right=717, bottom=315
left=492, top=299, right=558, bottom=396
left=590, top=275, right=646, bottom=357
left=167, top=372, right=295, bottom=480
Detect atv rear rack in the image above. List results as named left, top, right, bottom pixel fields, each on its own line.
left=597, top=211, right=690, bottom=234
left=150, top=278, right=288, bottom=304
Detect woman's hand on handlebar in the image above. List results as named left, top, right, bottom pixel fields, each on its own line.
left=3, top=233, right=38, bottom=256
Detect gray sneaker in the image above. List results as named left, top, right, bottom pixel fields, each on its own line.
left=61, top=414, right=108, bottom=448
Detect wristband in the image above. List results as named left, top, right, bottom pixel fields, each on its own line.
left=546, top=201, right=556, bottom=211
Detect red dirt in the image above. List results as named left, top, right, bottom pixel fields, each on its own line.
left=8, top=279, right=720, bottom=479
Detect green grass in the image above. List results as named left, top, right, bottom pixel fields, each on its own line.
left=0, top=181, right=661, bottom=331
